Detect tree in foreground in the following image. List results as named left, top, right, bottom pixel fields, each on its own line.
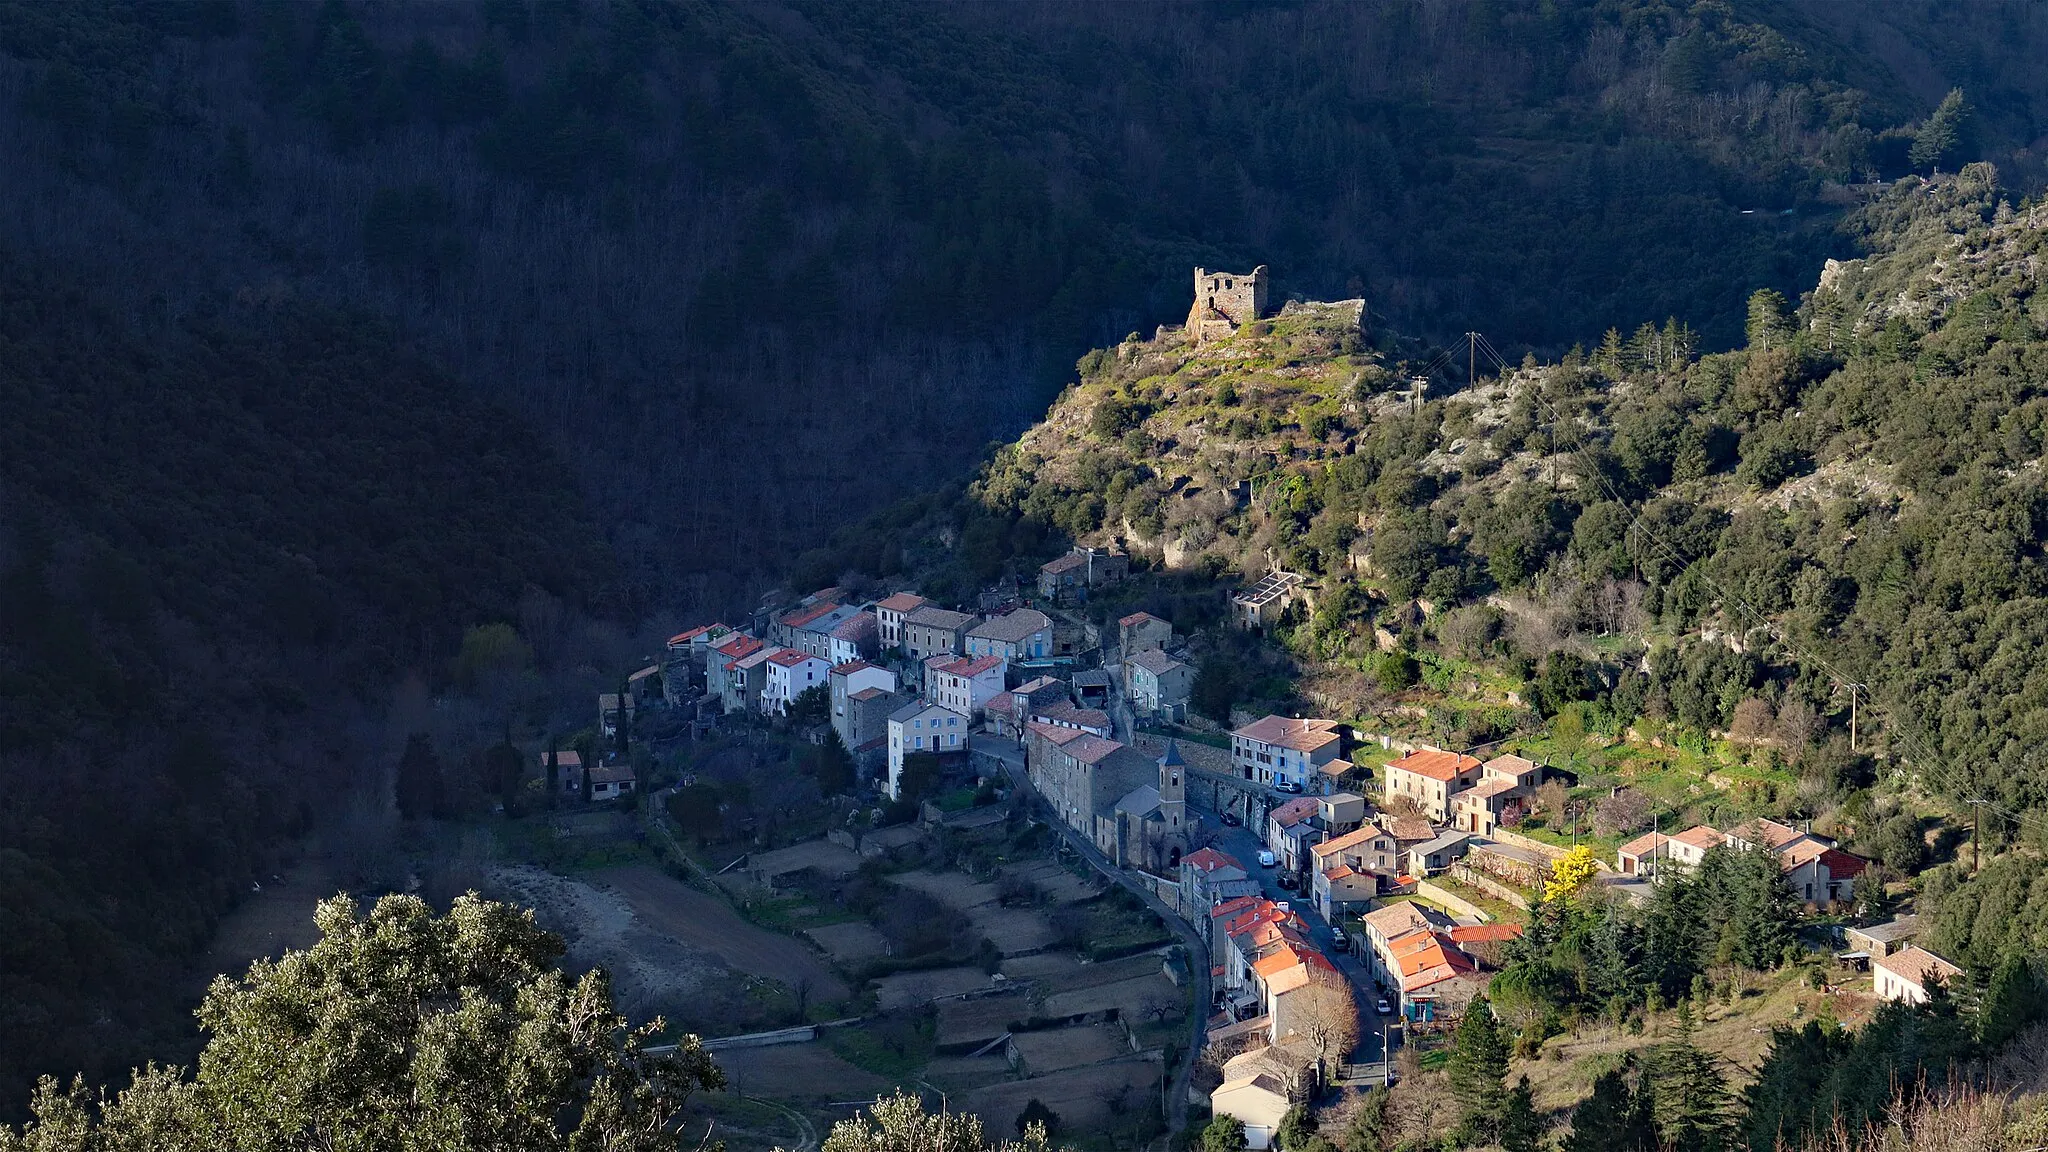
left=0, top=893, right=723, bottom=1152
left=1565, top=1067, right=1656, bottom=1152
left=815, top=1092, right=1053, bottom=1152
left=1447, top=999, right=1511, bottom=1143
left=1201, top=1114, right=1248, bottom=1152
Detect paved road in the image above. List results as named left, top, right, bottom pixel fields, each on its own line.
left=1205, top=811, right=1390, bottom=1065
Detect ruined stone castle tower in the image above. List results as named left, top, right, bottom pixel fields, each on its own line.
left=1187, top=265, right=1269, bottom=343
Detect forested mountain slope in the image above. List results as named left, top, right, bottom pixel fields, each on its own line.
left=0, top=264, right=608, bottom=1110
left=851, top=167, right=2048, bottom=853
left=4, top=0, right=2048, bottom=605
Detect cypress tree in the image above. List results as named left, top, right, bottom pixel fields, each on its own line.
left=1909, top=89, right=1969, bottom=172
left=1500, top=1076, right=1542, bottom=1152
left=1447, top=999, right=1510, bottom=1142
left=1648, top=1019, right=1731, bottom=1152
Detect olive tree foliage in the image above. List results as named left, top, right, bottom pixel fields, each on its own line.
left=811, top=1092, right=1054, bottom=1152
left=0, top=893, right=725, bottom=1152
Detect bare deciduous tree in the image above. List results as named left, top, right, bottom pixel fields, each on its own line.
left=1593, top=788, right=1651, bottom=838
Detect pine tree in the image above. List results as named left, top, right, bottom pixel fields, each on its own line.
left=1909, top=89, right=1969, bottom=172
left=1976, top=953, right=2046, bottom=1049
left=1745, top=290, right=1791, bottom=352
left=1343, top=1086, right=1390, bottom=1152
left=1447, top=1000, right=1510, bottom=1142
left=1277, top=1104, right=1318, bottom=1152
left=1648, top=1020, right=1730, bottom=1152
left=1565, top=1068, right=1655, bottom=1152
left=1500, top=1076, right=1542, bottom=1152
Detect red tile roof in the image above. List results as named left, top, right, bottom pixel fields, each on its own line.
left=779, top=601, right=841, bottom=629
left=937, top=653, right=1004, bottom=678
left=1184, top=848, right=1244, bottom=874
left=1270, top=797, right=1319, bottom=828
left=1234, top=716, right=1342, bottom=753
left=1447, top=923, right=1524, bottom=944
left=768, top=648, right=824, bottom=668
left=714, top=635, right=763, bottom=660
left=668, top=624, right=720, bottom=646
left=876, top=592, right=927, bottom=613
left=1873, top=945, right=1963, bottom=988
left=1386, top=748, right=1482, bottom=782
left=1672, top=825, right=1724, bottom=850
left=832, top=660, right=879, bottom=675
left=1120, top=611, right=1164, bottom=627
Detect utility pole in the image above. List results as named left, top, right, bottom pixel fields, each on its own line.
left=1848, top=683, right=1864, bottom=752
left=1965, top=797, right=1989, bottom=871
left=1467, top=332, right=1477, bottom=389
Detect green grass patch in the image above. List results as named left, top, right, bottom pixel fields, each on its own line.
left=826, top=1014, right=935, bottom=1079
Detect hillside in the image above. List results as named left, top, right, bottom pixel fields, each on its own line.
left=837, top=167, right=2048, bottom=885
left=6, top=0, right=2048, bottom=605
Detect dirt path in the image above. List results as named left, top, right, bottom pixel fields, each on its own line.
left=595, top=864, right=850, bottom=1003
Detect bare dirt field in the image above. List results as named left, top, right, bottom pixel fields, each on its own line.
left=595, top=864, right=850, bottom=1004
left=923, top=1054, right=1011, bottom=1091
left=715, top=1042, right=893, bottom=1102
left=936, top=993, right=1029, bottom=1049
left=1001, top=860, right=1100, bottom=905
left=1001, top=952, right=1087, bottom=981
left=872, top=966, right=993, bottom=1011
left=490, top=864, right=728, bottom=1026
left=963, top=1056, right=1163, bottom=1137
left=1041, top=973, right=1180, bottom=1021
left=969, top=905, right=1060, bottom=955
left=890, top=870, right=1002, bottom=910
left=1008, top=1023, right=1131, bottom=1075
left=803, top=922, right=892, bottom=966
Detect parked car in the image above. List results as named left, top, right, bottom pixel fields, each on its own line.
left=1220, top=812, right=1244, bottom=827
left=1274, top=779, right=1303, bottom=794
left=1375, top=997, right=1393, bottom=1016
left=1331, top=928, right=1349, bottom=950
left=1257, top=850, right=1278, bottom=868
left=1277, top=873, right=1298, bottom=891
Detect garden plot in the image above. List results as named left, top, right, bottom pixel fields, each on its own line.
left=1000, top=860, right=1100, bottom=905
left=1040, top=972, right=1180, bottom=1021
left=714, top=1041, right=893, bottom=1102
left=935, top=992, right=1028, bottom=1051
left=1007, top=1023, right=1131, bottom=1075
left=968, top=905, right=1060, bottom=956
left=922, top=1054, right=1011, bottom=1092
left=872, top=966, right=993, bottom=1010
left=889, top=870, right=1002, bottom=911
left=963, top=1056, right=1163, bottom=1138
left=1000, top=952, right=1087, bottom=982
left=804, top=922, right=892, bottom=966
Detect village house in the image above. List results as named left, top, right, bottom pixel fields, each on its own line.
left=760, top=648, right=830, bottom=715
left=1181, top=847, right=1261, bottom=928
left=627, top=664, right=661, bottom=706
left=827, top=612, right=879, bottom=667
left=1265, top=797, right=1321, bottom=873
left=902, top=605, right=979, bottom=665
left=1036, top=547, right=1130, bottom=603
left=829, top=661, right=897, bottom=746
left=598, top=692, right=635, bottom=740
left=1450, top=754, right=1542, bottom=835
left=706, top=633, right=763, bottom=710
left=587, top=762, right=637, bottom=801
left=1872, top=945, right=1963, bottom=1005
left=1309, top=823, right=1395, bottom=919
left=1071, top=668, right=1113, bottom=708
left=1124, top=647, right=1194, bottom=720
left=540, top=749, right=583, bottom=797
left=1023, top=722, right=1156, bottom=859
left=724, top=647, right=775, bottom=715
left=1382, top=748, right=1483, bottom=822
left=1616, top=818, right=1868, bottom=904
left=1407, top=830, right=1472, bottom=877
left=1357, top=901, right=1488, bottom=1023
left=885, top=700, right=969, bottom=800
left=777, top=601, right=860, bottom=660
left=985, top=675, right=1071, bottom=740
left=871, top=592, right=927, bottom=649
left=845, top=687, right=908, bottom=776
left=1231, top=716, right=1343, bottom=793
left=1118, top=611, right=1173, bottom=655
left=924, top=652, right=1006, bottom=718
left=664, top=624, right=729, bottom=700
left=1028, top=698, right=1113, bottom=738
left=1232, top=569, right=1302, bottom=630
left=1211, top=1036, right=1319, bottom=1150
left=1320, top=792, right=1367, bottom=834
left=965, top=608, right=1055, bottom=664
left=1844, top=915, right=1921, bottom=958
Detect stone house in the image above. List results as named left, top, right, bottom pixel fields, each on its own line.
left=1023, top=722, right=1154, bottom=855
left=1406, top=831, right=1472, bottom=877
left=1109, top=741, right=1190, bottom=875
left=1265, top=797, right=1321, bottom=873
left=1028, top=698, right=1113, bottom=738
left=829, top=661, right=895, bottom=745
left=1036, top=548, right=1130, bottom=603
left=1118, top=611, right=1174, bottom=656
left=886, top=701, right=968, bottom=800
left=924, top=653, right=1006, bottom=718
left=1873, top=945, right=1963, bottom=1004
left=846, top=688, right=908, bottom=776
left=1231, top=716, right=1343, bottom=793
left=1844, top=916, right=1921, bottom=958
left=598, top=692, right=635, bottom=740
left=871, top=592, right=927, bottom=648
left=965, top=608, right=1054, bottom=664
left=1124, top=647, right=1193, bottom=720
left=985, top=675, right=1072, bottom=740
left=902, top=605, right=979, bottom=665
left=827, top=612, right=879, bottom=667
left=663, top=623, right=729, bottom=702
left=706, top=633, right=762, bottom=710
left=1181, top=847, right=1260, bottom=927
left=724, top=647, right=774, bottom=715
left=1382, top=748, right=1483, bottom=822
